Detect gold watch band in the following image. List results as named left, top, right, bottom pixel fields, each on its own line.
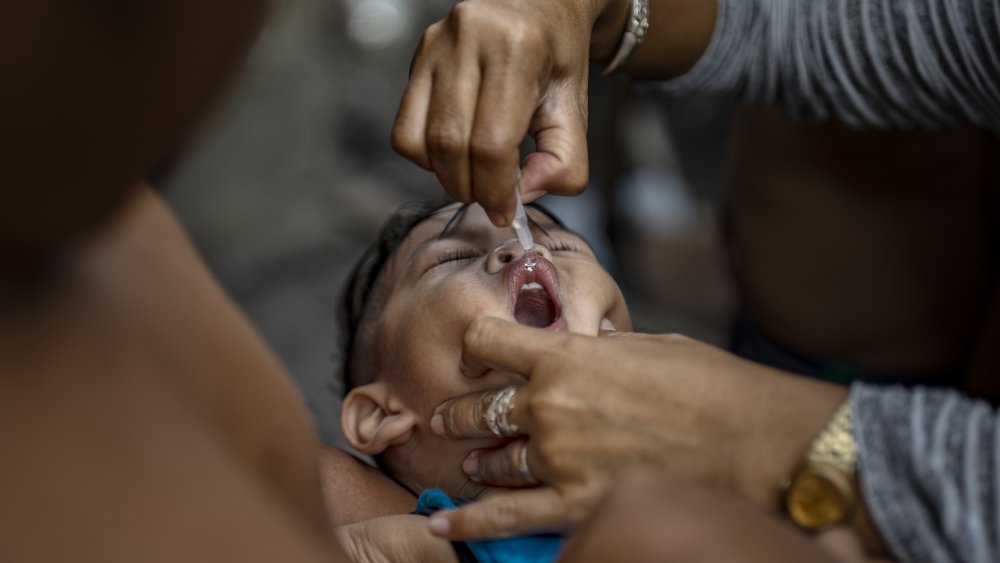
left=785, top=399, right=858, bottom=531
left=810, top=400, right=857, bottom=472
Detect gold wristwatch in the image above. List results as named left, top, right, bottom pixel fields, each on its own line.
left=784, top=400, right=858, bottom=531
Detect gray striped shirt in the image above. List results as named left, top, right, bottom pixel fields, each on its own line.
left=853, top=385, right=999, bottom=562
left=666, top=0, right=1000, bottom=131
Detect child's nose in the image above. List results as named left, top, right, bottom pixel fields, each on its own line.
left=485, top=239, right=554, bottom=273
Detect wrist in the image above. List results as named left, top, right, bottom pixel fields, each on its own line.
left=591, top=0, right=717, bottom=80
left=779, top=396, right=892, bottom=558
left=853, top=493, right=892, bottom=558
left=589, top=0, right=633, bottom=63
left=732, top=367, right=849, bottom=513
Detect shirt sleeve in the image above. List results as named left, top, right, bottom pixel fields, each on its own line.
left=663, top=0, right=1000, bottom=132
left=852, top=383, right=1000, bottom=562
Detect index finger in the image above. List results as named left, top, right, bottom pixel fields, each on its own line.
left=428, top=487, right=570, bottom=540
left=430, top=386, right=528, bottom=439
left=467, top=31, right=548, bottom=223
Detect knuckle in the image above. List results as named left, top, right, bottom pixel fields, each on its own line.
left=507, top=30, right=550, bottom=70
left=465, top=317, right=497, bottom=350
left=448, top=1, right=474, bottom=24
left=546, top=163, right=589, bottom=196
left=447, top=2, right=544, bottom=50
left=534, top=433, right=561, bottom=464
left=503, top=445, right=519, bottom=475
left=557, top=333, right=588, bottom=361
left=512, top=24, right=547, bottom=51
left=662, top=332, right=691, bottom=345
left=427, top=126, right=468, bottom=160
left=474, top=392, right=493, bottom=431
left=418, top=21, right=443, bottom=51
left=565, top=500, right=590, bottom=526
left=565, top=166, right=589, bottom=193
left=391, top=125, right=422, bottom=160
left=492, top=17, right=546, bottom=53
left=564, top=488, right=599, bottom=522
left=468, top=133, right=513, bottom=164
left=524, top=390, right=556, bottom=421
left=444, top=405, right=464, bottom=436
left=482, top=453, right=511, bottom=483
left=487, top=499, right=522, bottom=534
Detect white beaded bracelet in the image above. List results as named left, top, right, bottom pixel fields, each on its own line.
left=600, top=0, right=650, bottom=76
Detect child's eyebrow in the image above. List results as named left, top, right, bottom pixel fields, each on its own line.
left=526, top=215, right=552, bottom=238
left=400, top=204, right=473, bottom=267
left=437, top=203, right=472, bottom=240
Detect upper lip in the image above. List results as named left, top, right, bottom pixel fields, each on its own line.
left=504, top=253, right=564, bottom=330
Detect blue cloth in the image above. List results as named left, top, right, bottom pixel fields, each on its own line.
left=414, top=489, right=563, bottom=563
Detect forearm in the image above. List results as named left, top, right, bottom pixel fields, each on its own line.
left=733, top=364, right=848, bottom=512
left=318, top=446, right=417, bottom=527
left=661, top=0, right=1000, bottom=130
left=721, top=363, right=895, bottom=557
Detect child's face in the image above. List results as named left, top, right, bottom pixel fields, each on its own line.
left=354, top=203, right=630, bottom=496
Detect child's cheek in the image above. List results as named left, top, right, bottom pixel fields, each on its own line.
left=427, top=281, right=503, bottom=319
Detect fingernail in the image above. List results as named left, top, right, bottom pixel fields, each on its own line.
left=430, top=414, right=445, bottom=435
left=486, top=210, right=508, bottom=227
left=462, top=451, right=480, bottom=476
left=428, top=514, right=451, bottom=536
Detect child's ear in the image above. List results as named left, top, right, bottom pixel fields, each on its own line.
left=341, top=382, right=417, bottom=455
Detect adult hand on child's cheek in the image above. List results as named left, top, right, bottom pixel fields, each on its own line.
left=390, top=0, right=601, bottom=226
left=427, top=317, right=848, bottom=540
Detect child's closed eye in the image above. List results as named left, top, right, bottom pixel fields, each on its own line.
left=434, top=249, right=483, bottom=267
left=549, top=240, right=582, bottom=253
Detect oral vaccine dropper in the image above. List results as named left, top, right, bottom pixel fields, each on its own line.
left=511, top=169, right=534, bottom=251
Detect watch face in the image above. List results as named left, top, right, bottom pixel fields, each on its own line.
left=786, top=473, right=848, bottom=530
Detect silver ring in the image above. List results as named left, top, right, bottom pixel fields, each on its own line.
left=484, top=386, right=519, bottom=437
left=515, top=440, right=537, bottom=484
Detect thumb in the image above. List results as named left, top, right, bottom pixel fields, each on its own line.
left=598, top=329, right=653, bottom=339
left=463, top=317, right=575, bottom=375
left=520, top=86, right=590, bottom=199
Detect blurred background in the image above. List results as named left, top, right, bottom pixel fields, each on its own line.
left=161, top=0, right=734, bottom=449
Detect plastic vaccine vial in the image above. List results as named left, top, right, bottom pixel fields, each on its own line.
left=511, top=181, right=534, bottom=251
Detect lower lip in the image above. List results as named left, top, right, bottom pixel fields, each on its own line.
left=547, top=317, right=568, bottom=332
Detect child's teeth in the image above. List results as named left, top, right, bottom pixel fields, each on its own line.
left=520, top=282, right=543, bottom=292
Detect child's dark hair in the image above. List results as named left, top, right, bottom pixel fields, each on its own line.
left=337, top=200, right=569, bottom=396
left=339, top=200, right=446, bottom=395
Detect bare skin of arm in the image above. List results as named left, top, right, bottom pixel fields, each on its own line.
left=0, top=0, right=416, bottom=545
left=319, top=446, right=418, bottom=526
left=0, top=189, right=345, bottom=561
left=725, top=108, right=995, bottom=380
left=561, top=471, right=882, bottom=563
left=590, top=0, right=716, bottom=79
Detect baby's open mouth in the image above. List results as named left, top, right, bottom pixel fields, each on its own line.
left=515, top=282, right=557, bottom=327
left=506, top=254, right=565, bottom=330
